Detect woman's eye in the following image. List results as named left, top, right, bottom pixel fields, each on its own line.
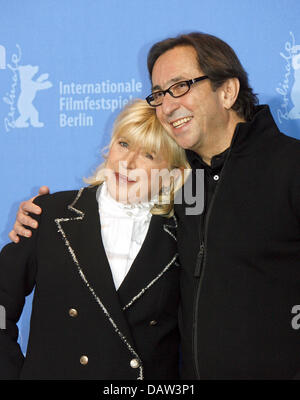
left=119, top=141, right=129, bottom=148
left=145, top=153, right=154, bottom=160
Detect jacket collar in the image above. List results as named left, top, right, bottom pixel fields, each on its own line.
left=63, top=186, right=178, bottom=303
left=230, top=105, right=280, bottom=154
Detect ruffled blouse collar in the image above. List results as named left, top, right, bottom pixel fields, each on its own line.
left=97, top=182, right=156, bottom=218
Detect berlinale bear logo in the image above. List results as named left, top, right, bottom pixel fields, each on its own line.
left=276, top=32, right=300, bottom=123
left=2, top=44, right=52, bottom=132
left=15, top=65, right=52, bottom=128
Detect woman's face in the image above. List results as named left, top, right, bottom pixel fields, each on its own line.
left=105, top=137, right=170, bottom=203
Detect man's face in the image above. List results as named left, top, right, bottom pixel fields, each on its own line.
left=151, top=45, right=226, bottom=154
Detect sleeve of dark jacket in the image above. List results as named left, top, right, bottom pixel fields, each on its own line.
left=0, top=203, right=41, bottom=379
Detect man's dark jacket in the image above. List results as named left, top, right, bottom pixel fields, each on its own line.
left=176, top=105, right=300, bottom=379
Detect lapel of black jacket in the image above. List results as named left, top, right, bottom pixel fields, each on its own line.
left=55, top=186, right=142, bottom=373
left=117, top=213, right=179, bottom=311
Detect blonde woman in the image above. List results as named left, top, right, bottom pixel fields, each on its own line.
left=0, top=100, right=189, bottom=380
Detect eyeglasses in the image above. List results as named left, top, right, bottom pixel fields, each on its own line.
left=146, top=76, right=209, bottom=107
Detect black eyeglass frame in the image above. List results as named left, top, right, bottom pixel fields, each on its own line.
left=146, top=76, right=209, bottom=107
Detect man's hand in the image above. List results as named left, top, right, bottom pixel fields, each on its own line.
left=9, top=186, right=50, bottom=243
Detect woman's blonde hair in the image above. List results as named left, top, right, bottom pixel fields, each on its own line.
left=86, top=99, right=190, bottom=216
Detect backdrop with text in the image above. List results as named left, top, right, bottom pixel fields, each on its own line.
left=0, top=0, right=300, bottom=354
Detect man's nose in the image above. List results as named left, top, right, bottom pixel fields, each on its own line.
left=161, top=92, right=180, bottom=116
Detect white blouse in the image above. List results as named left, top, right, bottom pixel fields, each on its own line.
left=96, top=183, right=154, bottom=290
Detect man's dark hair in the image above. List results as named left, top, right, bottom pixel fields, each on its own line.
left=147, top=32, right=258, bottom=121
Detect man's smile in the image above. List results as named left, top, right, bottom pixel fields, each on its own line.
left=169, top=116, right=193, bottom=129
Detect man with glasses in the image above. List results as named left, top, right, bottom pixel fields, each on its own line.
left=9, top=32, right=300, bottom=379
